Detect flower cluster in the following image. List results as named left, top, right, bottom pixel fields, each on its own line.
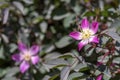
left=69, top=18, right=99, bottom=51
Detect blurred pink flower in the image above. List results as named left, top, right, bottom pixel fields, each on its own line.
left=69, top=18, right=99, bottom=51
left=96, top=74, right=103, bottom=80
left=12, top=42, right=40, bottom=73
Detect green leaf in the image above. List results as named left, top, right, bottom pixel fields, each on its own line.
left=1, top=34, right=9, bottom=43
left=0, top=68, right=6, bottom=77
left=0, top=46, right=5, bottom=59
left=44, top=58, right=69, bottom=69
left=0, top=2, right=9, bottom=9
left=49, top=74, right=59, bottom=80
left=40, top=21, right=48, bottom=33
left=63, top=14, right=75, bottom=28
left=68, top=72, right=83, bottom=80
left=113, top=57, right=120, bottom=64
left=5, top=67, right=19, bottom=77
left=79, top=67, right=90, bottom=72
left=55, top=36, right=72, bottom=48
left=74, top=63, right=87, bottom=72
left=2, top=77, right=16, bottom=80
left=60, top=66, right=70, bottom=80
left=84, top=11, right=96, bottom=16
left=45, top=58, right=68, bottom=65
left=103, top=68, right=111, bottom=80
left=9, top=43, right=17, bottom=53
left=106, top=29, right=120, bottom=43
left=44, top=52, right=61, bottom=60
left=2, top=8, right=9, bottom=24
left=13, top=1, right=24, bottom=14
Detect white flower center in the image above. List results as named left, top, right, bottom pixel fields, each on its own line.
left=81, top=29, right=93, bottom=40
left=24, top=53, right=31, bottom=61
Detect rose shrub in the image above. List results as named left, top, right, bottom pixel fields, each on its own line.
left=0, top=0, right=120, bottom=80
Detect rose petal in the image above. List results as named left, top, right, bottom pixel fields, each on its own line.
left=30, top=45, right=40, bottom=55
left=96, top=74, right=103, bottom=80
left=12, top=53, right=22, bottom=62
left=69, top=31, right=82, bottom=40
left=89, top=36, right=99, bottom=43
left=18, top=42, right=27, bottom=52
left=78, top=40, right=88, bottom=51
left=31, top=56, right=39, bottom=65
left=20, top=61, right=30, bottom=73
left=91, top=21, right=99, bottom=34
left=80, top=18, right=89, bottom=30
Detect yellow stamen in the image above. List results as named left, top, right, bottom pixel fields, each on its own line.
left=24, top=54, right=31, bottom=61
left=81, top=29, right=92, bottom=40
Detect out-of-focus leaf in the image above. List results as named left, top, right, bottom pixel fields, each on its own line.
left=101, top=10, right=109, bottom=17
left=0, top=69, right=6, bottom=77
left=85, top=48, right=94, bottom=57
left=1, top=34, right=9, bottom=43
left=53, top=13, right=70, bottom=20
left=103, top=68, right=111, bottom=80
left=44, top=45, right=55, bottom=53
left=73, top=4, right=82, bottom=15
left=99, top=0, right=104, bottom=11
left=74, top=63, right=87, bottom=72
left=42, top=75, right=51, bottom=80
left=18, top=28, right=29, bottom=44
left=2, top=8, right=9, bottom=24
left=55, top=36, right=72, bottom=48
left=2, top=77, right=16, bottom=80
left=45, top=58, right=68, bottom=66
left=13, top=1, right=24, bottom=14
left=84, top=44, right=94, bottom=56
left=59, top=53, right=73, bottom=58
left=60, top=66, right=70, bottom=80
left=33, top=16, right=44, bottom=24
left=110, top=19, right=120, bottom=35
left=97, top=56, right=109, bottom=64
left=117, top=27, right=120, bottom=35
left=103, top=75, right=111, bottom=80
left=44, top=52, right=61, bottom=60
left=40, top=21, right=48, bottom=33
left=9, top=43, right=17, bottom=53
left=113, top=57, right=120, bottom=64
left=0, top=2, right=9, bottom=8
left=96, top=47, right=109, bottom=53
left=94, top=70, right=101, bottom=76
left=44, top=58, right=69, bottom=70
left=5, top=67, right=19, bottom=77
left=71, top=50, right=86, bottom=64
left=0, top=46, right=5, bottom=59
left=115, top=41, right=120, bottom=51
left=61, top=0, right=71, bottom=3
left=63, top=14, right=75, bottom=28
left=102, top=25, right=120, bottom=43
left=23, top=0, right=33, bottom=4
left=106, top=30, right=120, bottom=43
left=100, top=36, right=110, bottom=46
left=49, top=74, right=59, bottom=80
left=50, top=26, right=56, bottom=33
left=79, top=67, right=90, bottom=72
left=111, top=19, right=120, bottom=28
left=52, top=5, right=67, bottom=19
left=84, top=11, right=96, bottom=16
left=39, top=63, right=50, bottom=73
left=45, top=5, right=55, bottom=19
left=68, top=72, right=83, bottom=80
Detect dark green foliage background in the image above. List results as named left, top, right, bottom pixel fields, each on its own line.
left=0, top=0, right=120, bottom=80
